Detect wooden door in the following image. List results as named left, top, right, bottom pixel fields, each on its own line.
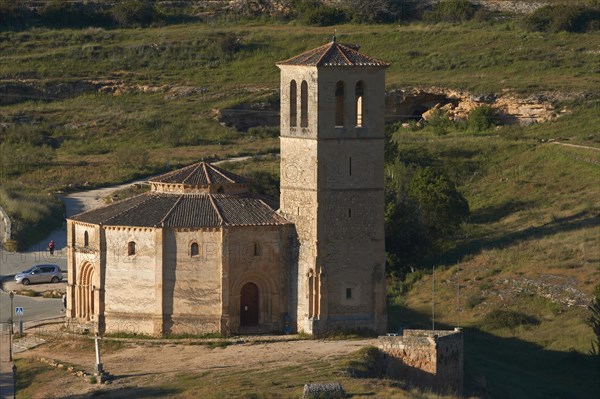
left=240, top=282, right=259, bottom=326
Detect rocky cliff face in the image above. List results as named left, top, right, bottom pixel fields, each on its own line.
left=1, top=79, right=576, bottom=128
left=385, top=87, right=576, bottom=126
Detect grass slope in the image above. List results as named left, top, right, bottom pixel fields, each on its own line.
left=388, top=102, right=600, bottom=398
left=1, top=18, right=599, bottom=398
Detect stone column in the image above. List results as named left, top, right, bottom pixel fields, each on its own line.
left=153, top=228, right=164, bottom=335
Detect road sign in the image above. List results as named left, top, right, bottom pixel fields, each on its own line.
left=15, top=307, right=24, bottom=316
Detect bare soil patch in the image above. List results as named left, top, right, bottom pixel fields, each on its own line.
left=19, top=336, right=378, bottom=398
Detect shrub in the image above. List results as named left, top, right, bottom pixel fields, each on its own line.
left=247, top=126, right=279, bottom=138
left=426, top=109, right=453, bottom=136
left=465, top=294, right=484, bottom=309
left=0, top=0, right=28, bottom=30
left=522, top=5, right=600, bottom=33
left=343, top=0, right=406, bottom=24
left=425, top=0, right=478, bottom=23
left=468, top=106, right=497, bottom=132
left=40, top=0, right=101, bottom=28
left=480, top=309, right=539, bottom=331
left=296, top=1, right=348, bottom=26
left=112, top=0, right=158, bottom=27
left=217, top=33, right=241, bottom=57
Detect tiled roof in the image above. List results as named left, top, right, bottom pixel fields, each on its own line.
left=70, top=192, right=289, bottom=228
left=149, top=162, right=249, bottom=186
left=277, top=40, right=389, bottom=67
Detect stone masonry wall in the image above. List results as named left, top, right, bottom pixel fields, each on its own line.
left=103, top=227, right=158, bottom=334
left=379, top=329, right=463, bottom=395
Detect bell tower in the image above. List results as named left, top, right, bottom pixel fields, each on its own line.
left=277, top=38, right=388, bottom=334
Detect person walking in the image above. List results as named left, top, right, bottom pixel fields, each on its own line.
left=48, top=240, right=55, bottom=256
left=62, top=294, right=67, bottom=312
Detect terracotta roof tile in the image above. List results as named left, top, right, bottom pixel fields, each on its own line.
left=149, top=162, right=249, bottom=186
left=277, top=40, right=389, bottom=67
left=70, top=192, right=289, bottom=228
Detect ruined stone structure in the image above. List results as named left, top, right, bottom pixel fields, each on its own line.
left=67, top=40, right=388, bottom=336
left=379, top=329, right=464, bottom=395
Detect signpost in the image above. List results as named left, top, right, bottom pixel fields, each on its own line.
left=15, top=307, right=23, bottom=336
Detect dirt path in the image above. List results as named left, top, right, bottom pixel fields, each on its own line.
left=21, top=337, right=376, bottom=398
left=549, top=141, right=600, bottom=151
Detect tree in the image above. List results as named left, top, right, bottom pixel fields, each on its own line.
left=385, top=163, right=469, bottom=276
left=408, top=166, right=469, bottom=240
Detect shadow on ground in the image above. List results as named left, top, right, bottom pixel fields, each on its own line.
left=440, top=209, right=599, bottom=266
left=388, top=305, right=600, bottom=399
left=57, top=387, right=180, bottom=398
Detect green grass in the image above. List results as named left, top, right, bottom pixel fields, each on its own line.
left=2, top=16, right=599, bottom=397
left=155, top=349, right=458, bottom=399
left=386, top=100, right=599, bottom=398
left=1, top=21, right=598, bottom=247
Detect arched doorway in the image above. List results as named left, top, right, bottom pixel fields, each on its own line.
left=240, top=282, right=259, bottom=326
left=77, top=262, right=95, bottom=321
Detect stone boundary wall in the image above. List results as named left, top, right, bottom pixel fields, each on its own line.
left=0, top=205, right=11, bottom=245
left=379, top=328, right=463, bottom=395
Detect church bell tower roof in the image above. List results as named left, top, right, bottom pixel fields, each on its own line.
left=276, top=39, right=389, bottom=67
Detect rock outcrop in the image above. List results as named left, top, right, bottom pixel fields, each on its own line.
left=386, top=87, right=566, bottom=125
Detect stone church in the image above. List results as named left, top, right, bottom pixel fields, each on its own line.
left=66, top=39, right=389, bottom=336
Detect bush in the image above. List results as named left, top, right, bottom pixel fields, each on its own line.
left=217, top=33, right=241, bottom=57
left=465, top=294, right=484, bottom=309
left=522, top=5, right=600, bottom=33
left=426, top=109, right=453, bottom=136
left=112, top=0, right=158, bottom=27
left=425, top=0, right=477, bottom=23
left=343, top=0, right=406, bottom=24
left=247, top=126, right=279, bottom=138
left=296, top=1, right=348, bottom=26
left=468, top=106, right=497, bottom=132
left=480, top=309, right=539, bottom=331
left=0, top=0, right=28, bottom=30
left=39, top=0, right=112, bottom=28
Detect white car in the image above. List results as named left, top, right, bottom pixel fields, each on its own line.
left=14, top=264, right=63, bottom=285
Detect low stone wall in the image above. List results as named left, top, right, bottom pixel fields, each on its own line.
left=379, top=329, right=463, bottom=395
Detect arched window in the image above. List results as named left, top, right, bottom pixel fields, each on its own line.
left=83, top=231, right=89, bottom=247
left=191, top=242, right=199, bottom=257
left=300, top=80, right=308, bottom=128
left=127, top=241, right=136, bottom=256
left=355, top=81, right=365, bottom=127
left=335, top=81, right=344, bottom=127
left=290, top=80, right=297, bottom=127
